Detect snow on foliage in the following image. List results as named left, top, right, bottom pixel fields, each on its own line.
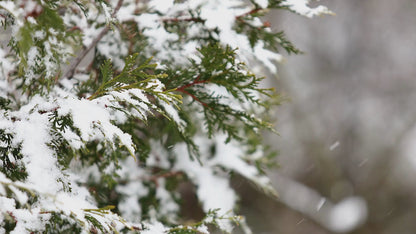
left=282, top=0, right=333, bottom=18
left=0, top=0, right=330, bottom=233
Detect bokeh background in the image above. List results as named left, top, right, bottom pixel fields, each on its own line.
left=237, top=0, right=416, bottom=233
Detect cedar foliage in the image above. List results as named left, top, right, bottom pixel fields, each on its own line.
left=0, top=0, right=330, bottom=233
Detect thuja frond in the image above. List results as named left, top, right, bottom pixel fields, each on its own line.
left=88, top=54, right=179, bottom=103
left=235, top=11, right=301, bottom=54
left=162, top=43, right=278, bottom=143
left=0, top=0, right=331, bottom=233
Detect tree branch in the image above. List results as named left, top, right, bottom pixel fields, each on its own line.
left=63, top=0, right=124, bottom=79
left=176, top=76, right=210, bottom=107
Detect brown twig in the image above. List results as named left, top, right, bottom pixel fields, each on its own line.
left=63, top=0, right=124, bottom=79
left=178, top=89, right=209, bottom=107
left=119, top=23, right=138, bottom=55
left=176, top=76, right=208, bottom=91
left=162, top=17, right=206, bottom=24
left=235, top=8, right=263, bottom=20
left=176, top=76, right=210, bottom=107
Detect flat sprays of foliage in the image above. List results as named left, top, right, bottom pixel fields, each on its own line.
left=0, top=0, right=331, bottom=233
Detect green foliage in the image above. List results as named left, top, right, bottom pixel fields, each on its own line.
left=234, top=10, right=301, bottom=54
left=0, top=0, right=330, bottom=232
left=44, top=213, right=83, bottom=234
left=0, top=130, right=27, bottom=181
left=89, top=54, right=181, bottom=105
left=0, top=9, right=14, bottom=29
left=163, top=43, right=276, bottom=143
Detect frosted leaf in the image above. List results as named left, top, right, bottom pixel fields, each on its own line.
left=11, top=208, right=49, bottom=234
left=61, top=128, right=83, bottom=150
left=141, top=221, right=169, bottom=234
left=161, top=101, right=187, bottom=132
left=282, top=0, right=333, bottom=18
left=106, top=89, right=151, bottom=121
left=0, top=1, right=25, bottom=28
left=254, top=0, right=269, bottom=8
left=197, top=224, right=209, bottom=234
left=133, top=0, right=284, bottom=72
left=216, top=217, right=234, bottom=233
left=57, top=95, right=135, bottom=155
left=0, top=196, right=15, bottom=211
left=148, top=0, right=174, bottom=14
left=8, top=186, right=28, bottom=205
left=13, top=112, right=62, bottom=194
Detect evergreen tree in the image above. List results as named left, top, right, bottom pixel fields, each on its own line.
left=0, top=0, right=331, bottom=233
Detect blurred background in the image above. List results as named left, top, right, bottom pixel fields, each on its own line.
left=236, top=0, right=416, bottom=233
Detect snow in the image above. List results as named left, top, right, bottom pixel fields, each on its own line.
left=13, top=112, right=62, bottom=194
left=172, top=134, right=275, bottom=232
left=197, top=224, right=209, bottom=234
left=34, top=30, right=45, bottom=40
left=316, top=198, right=326, bottom=211
left=26, top=47, right=39, bottom=81
left=254, top=0, right=269, bottom=8
left=61, top=128, right=83, bottom=150
left=209, top=135, right=272, bottom=188
left=8, top=186, right=28, bottom=205
left=101, top=2, right=112, bottom=23
left=173, top=142, right=237, bottom=215
left=146, top=140, right=171, bottom=169
left=11, top=208, right=49, bottom=234
left=0, top=0, right=333, bottom=232
left=329, top=141, right=340, bottom=151
left=0, top=196, right=15, bottom=211
left=328, top=197, right=368, bottom=233
left=148, top=0, right=174, bottom=14
left=0, top=1, right=24, bottom=28
left=97, top=31, right=128, bottom=69
left=115, top=157, right=149, bottom=221
left=131, top=0, right=282, bottom=72
left=0, top=48, right=14, bottom=80
left=161, top=101, right=186, bottom=132
left=135, top=13, right=179, bottom=60
left=141, top=221, right=169, bottom=234
left=57, top=95, right=136, bottom=155
left=155, top=179, right=180, bottom=220
left=110, top=0, right=330, bottom=75
left=282, top=0, right=333, bottom=18
left=116, top=180, right=148, bottom=221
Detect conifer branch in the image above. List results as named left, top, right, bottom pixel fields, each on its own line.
left=178, top=89, right=209, bottom=107
left=175, top=76, right=209, bottom=91
left=176, top=76, right=210, bottom=107
left=0, top=0, right=328, bottom=232
left=235, top=8, right=265, bottom=21
left=163, top=17, right=206, bottom=24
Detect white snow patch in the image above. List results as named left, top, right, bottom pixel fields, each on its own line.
left=328, top=197, right=367, bottom=233
left=174, top=142, right=237, bottom=215
left=254, top=0, right=269, bottom=8
left=282, top=0, right=333, bottom=18
left=316, top=197, right=326, bottom=211
left=329, top=141, right=340, bottom=151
